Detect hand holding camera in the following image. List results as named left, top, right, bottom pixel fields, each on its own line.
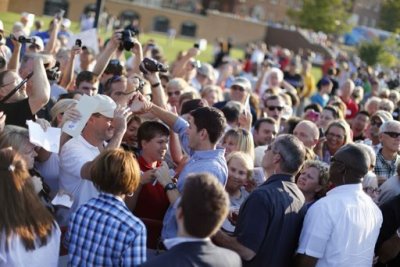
left=139, top=57, right=169, bottom=75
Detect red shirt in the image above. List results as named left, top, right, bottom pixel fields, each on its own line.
left=341, top=97, right=359, bottom=120
left=134, top=156, right=170, bottom=221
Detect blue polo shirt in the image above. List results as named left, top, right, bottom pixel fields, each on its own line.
left=161, top=117, right=228, bottom=239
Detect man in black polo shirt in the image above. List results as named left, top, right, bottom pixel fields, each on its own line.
left=214, top=134, right=306, bottom=266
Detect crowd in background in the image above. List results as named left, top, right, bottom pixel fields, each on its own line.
left=0, top=10, right=400, bottom=267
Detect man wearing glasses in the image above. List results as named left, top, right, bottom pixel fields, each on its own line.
left=263, top=94, right=286, bottom=130
left=214, top=134, right=307, bottom=266
left=0, top=55, right=50, bottom=127
left=374, top=120, right=400, bottom=185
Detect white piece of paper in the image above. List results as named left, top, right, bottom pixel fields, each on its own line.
left=67, top=28, right=99, bottom=54
left=51, top=192, right=73, bottom=208
left=27, top=120, right=61, bottom=153
left=62, top=94, right=99, bottom=138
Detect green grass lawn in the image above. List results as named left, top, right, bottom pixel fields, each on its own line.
left=0, top=11, right=321, bottom=80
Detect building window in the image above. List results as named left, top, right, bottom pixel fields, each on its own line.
left=119, top=10, right=140, bottom=28
left=180, top=21, right=197, bottom=37
left=153, top=16, right=170, bottom=33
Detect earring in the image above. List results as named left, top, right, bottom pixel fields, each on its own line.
left=127, top=192, right=134, bottom=197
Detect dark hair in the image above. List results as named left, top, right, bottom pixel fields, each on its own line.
left=180, top=99, right=207, bottom=115
left=180, top=173, right=229, bottom=238
left=137, top=121, right=169, bottom=149
left=221, top=105, right=240, bottom=125
left=304, top=103, right=322, bottom=113
left=90, top=148, right=140, bottom=195
left=254, top=117, right=277, bottom=131
left=285, top=116, right=302, bottom=134
left=355, top=110, right=370, bottom=118
left=76, top=71, right=98, bottom=87
left=190, top=107, right=226, bottom=144
left=323, top=105, right=341, bottom=119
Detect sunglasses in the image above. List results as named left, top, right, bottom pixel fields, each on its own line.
left=0, top=72, right=33, bottom=103
left=383, top=132, right=400, bottom=138
left=167, top=91, right=181, bottom=97
left=267, top=106, right=284, bottom=112
left=370, top=120, right=382, bottom=127
left=231, top=85, right=245, bottom=92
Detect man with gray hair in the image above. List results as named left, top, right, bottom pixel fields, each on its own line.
left=374, top=120, right=400, bottom=185
left=214, top=134, right=307, bottom=266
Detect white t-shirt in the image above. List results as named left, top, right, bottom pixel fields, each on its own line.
left=0, top=224, right=60, bottom=267
left=59, top=135, right=100, bottom=221
left=297, top=184, right=382, bottom=267
left=35, top=152, right=60, bottom=198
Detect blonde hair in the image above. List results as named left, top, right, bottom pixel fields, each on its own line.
left=222, top=128, right=255, bottom=160
left=50, top=99, right=78, bottom=126
left=226, top=151, right=254, bottom=180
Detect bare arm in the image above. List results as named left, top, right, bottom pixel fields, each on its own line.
left=377, top=233, right=400, bottom=264
left=171, top=47, right=199, bottom=78
left=213, top=230, right=256, bottom=261
left=105, top=106, right=131, bottom=150
left=130, top=39, right=143, bottom=75
left=295, top=254, right=318, bottom=267
left=60, top=45, right=81, bottom=89
left=8, top=39, right=21, bottom=71
left=92, top=32, right=120, bottom=77
left=44, top=19, right=61, bottom=55
left=28, top=56, right=51, bottom=114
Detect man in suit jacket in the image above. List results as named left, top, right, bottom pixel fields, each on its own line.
left=141, top=173, right=241, bottom=267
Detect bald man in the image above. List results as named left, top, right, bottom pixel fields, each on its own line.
left=293, top=120, right=319, bottom=149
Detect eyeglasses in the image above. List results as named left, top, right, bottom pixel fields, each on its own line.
left=383, top=132, right=400, bottom=138
left=267, top=106, right=284, bottom=112
left=231, top=85, right=245, bottom=92
left=167, top=91, right=181, bottom=97
left=0, top=72, right=33, bottom=103
left=326, top=132, right=344, bottom=140
left=363, top=187, right=381, bottom=194
left=370, top=120, right=382, bottom=127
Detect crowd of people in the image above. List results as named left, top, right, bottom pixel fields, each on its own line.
left=0, top=10, right=400, bottom=267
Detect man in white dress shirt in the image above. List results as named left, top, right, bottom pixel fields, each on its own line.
left=296, top=143, right=383, bottom=267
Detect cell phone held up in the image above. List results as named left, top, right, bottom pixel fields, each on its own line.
left=75, top=39, right=82, bottom=48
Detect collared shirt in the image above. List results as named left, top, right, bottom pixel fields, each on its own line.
left=235, top=174, right=306, bottom=267
left=161, top=117, right=228, bottom=240
left=164, top=237, right=210, bottom=250
left=374, top=148, right=400, bottom=181
left=65, top=192, right=147, bottom=267
left=297, top=184, right=382, bottom=267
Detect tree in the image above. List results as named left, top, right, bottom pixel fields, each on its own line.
left=358, top=37, right=399, bottom=67
left=287, top=0, right=352, bottom=34
left=379, top=0, right=400, bottom=32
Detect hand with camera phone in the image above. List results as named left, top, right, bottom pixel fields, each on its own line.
left=187, top=47, right=200, bottom=58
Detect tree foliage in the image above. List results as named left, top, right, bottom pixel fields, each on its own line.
left=287, top=0, right=352, bottom=34
left=379, top=0, right=400, bottom=32
left=358, top=37, right=399, bottom=68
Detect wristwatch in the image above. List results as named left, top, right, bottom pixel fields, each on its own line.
left=164, top=182, right=177, bottom=193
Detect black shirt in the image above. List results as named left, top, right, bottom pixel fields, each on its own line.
left=375, top=194, right=400, bottom=267
left=234, top=174, right=306, bottom=267
left=0, top=98, right=34, bottom=127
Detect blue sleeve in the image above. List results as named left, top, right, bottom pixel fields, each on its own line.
left=172, top=117, right=192, bottom=155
